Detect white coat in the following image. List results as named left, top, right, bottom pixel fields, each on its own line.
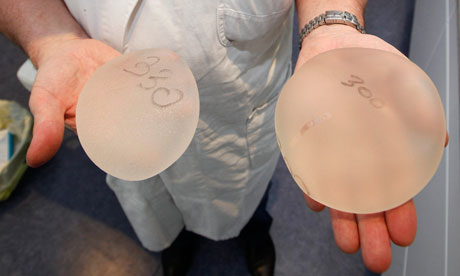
left=19, top=0, right=294, bottom=251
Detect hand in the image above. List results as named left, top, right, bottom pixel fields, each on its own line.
left=27, top=37, right=121, bottom=167
left=296, top=25, right=450, bottom=273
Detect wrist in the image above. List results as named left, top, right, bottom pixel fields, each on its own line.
left=299, top=24, right=362, bottom=50
left=299, top=10, right=366, bottom=49
left=26, top=31, right=88, bottom=67
left=296, top=0, right=367, bottom=29
left=0, top=0, right=89, bottom=67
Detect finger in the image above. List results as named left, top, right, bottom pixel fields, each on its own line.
left=27, top=88, right=65, bottom=168
left=329, top=208, right=359, bottom=253
left=303, top=194, right=325, bottom=212
left=445, top=131, right=449, bottom=147
left=384, top=200, right=417, bottom=246
left=357, top=213, right=392, bottom=273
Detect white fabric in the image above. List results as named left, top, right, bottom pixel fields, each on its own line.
left=60, top=0, right=294, bottom=251
left=16, top=59, right=35, bottom=92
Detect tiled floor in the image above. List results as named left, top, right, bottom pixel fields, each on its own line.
left=0, top=1, right=414, bottom=275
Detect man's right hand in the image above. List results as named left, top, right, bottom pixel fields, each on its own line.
left=0, top=0, right=122, bottom=167
left=27, top=38, right=121, bottom=167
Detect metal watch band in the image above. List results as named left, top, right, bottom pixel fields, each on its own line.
left=299, top=10, right=366, bottom=49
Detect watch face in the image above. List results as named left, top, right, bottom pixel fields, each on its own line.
left=77, top=49, right=200, bottom=181
left=275, top=47, right=446, bottom=214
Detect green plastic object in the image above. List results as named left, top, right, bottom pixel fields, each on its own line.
left=0, top=100, right=32, bottom=201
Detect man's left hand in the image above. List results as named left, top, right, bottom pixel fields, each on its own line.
left=296, top=24, right=450, bottom=273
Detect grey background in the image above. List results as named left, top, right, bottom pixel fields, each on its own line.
left=385, top=0, right=460, bottom=275
left=0, top=1, right=416, bottom=275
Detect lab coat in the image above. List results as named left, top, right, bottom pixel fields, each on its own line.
left=19, top=0, right=294, bottom=251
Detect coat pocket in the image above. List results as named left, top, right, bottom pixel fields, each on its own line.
left=217, top=0, right=293, bottom=46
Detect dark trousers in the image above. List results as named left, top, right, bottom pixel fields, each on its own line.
left=239, top=182, right=273, bottom=241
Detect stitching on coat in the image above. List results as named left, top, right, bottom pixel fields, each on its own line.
left=217, top=4, right=232, bottom=47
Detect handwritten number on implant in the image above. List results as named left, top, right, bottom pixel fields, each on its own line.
left=139, top=79, right=158, bottom=90
left=145, top=56, right=160, bottom=66
left=123, top=56, right=183, bottom=108
left=341, top=74, right=385, bottom=109
left=151, top=87, right=184, bottom=107
left=123, top=56, right=161, bottom=77
left=150, top=69, right=172, bottom=79
left=140, top=69, right=174, bottom=90
left=123, top=62, right=150, bottom=76
left=341, top=74, right=364, bottom=87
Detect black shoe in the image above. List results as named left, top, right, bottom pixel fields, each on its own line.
left=241, top=232, right=276, bottom=276
left=161, top=229, right=197, bottom=276
left=239, top=183, right=275, bottom=276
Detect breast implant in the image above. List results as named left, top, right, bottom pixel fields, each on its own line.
left=77, top=49, right=200, bottom=181
left=275, top=48, right=446, bottom=214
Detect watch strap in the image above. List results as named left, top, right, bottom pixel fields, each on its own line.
left=299, top=10, right=366, bottom=49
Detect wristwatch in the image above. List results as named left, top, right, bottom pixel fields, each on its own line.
left=299, top=10, right=366, bottom=49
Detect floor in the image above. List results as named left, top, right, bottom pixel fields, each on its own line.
left=0, top=1, right=414, bottom=275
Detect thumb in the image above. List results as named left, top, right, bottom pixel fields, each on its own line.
left=27, top=88, right=65, bottom=168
